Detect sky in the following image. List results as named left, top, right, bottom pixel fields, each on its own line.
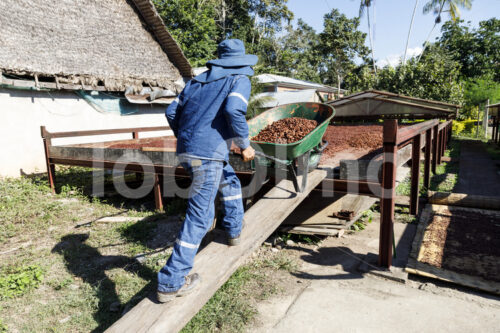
left=286, top=0, right=500, bottom=67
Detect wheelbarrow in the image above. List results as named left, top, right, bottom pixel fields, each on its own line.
left=248, top=102, right=335, bottom=192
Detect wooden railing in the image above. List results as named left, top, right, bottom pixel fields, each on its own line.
left=379, top=119, right=452, bottom=267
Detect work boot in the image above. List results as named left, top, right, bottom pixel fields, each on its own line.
left=227, top=221, right=245, bottom=246
left=228, top=235, right=241, bottom=246
left=157, top=273, right=201, bottom=303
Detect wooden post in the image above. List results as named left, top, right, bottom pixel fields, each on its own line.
left=443, top=127, right=447, bottom=155
left=448, top=121, right=453, bottom=144
left=437, top=128, right=443, bottom=165
left=423, top=129, right=432, bottom=190
left=494, top=117, right=497, bottom=143
left=153, top=174, right=163, bottom=211
left=410, top=134, right=422, bottom=215
left=41, top=126, right=56, bottom=193
left=432, top=125, right=438, bottom=173
left=496, top=117, right=500, bottom=144
left=379, top=119, right=398, bottom=268
left=132, top=131, right=139, bottom=139
left=495, top=117, right=499, bottom=143
left=497, top=117, right=500, bottom=143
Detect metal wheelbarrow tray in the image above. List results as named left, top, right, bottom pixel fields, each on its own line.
left=248, top=102, right=335, bottom=192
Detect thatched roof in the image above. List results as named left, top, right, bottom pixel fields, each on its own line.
left=0, top=0, right=192, bottom=92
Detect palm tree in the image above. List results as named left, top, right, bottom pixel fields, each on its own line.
left=403, top=0, right=420, bottom=65
left=359, top=0, right=377, bottom=75
left=423, top=0, right=473, bottom=22
left=417, top=0, right=472, bottom=62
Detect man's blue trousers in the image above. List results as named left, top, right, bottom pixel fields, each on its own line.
left=157, top=158, right=244, bottom=292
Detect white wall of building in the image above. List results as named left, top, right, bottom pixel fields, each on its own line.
left=0, top=88, right=172, bottom=177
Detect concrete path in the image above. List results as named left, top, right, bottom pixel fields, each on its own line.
left=455, top=140, right=500, bottom=196
left=251, top=214, right=500, bottom=332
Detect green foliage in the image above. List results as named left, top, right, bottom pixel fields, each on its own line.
left=464, top=77, right=500, bottom=107
left=278, top=232, right=320, bottom=245
left=423, top=0, right=472, bottom=22
left=351, top=208, right=373, bottom=232
left=154, top=0, right=293, bottom=68
left=452, top=120, right=465, bottom=135
left=0, top=265, right=44, bottom=300
left=346, top=45, right=464, bottom=105
left=153, top=0, right=218, bottom=67
left=438, top=18, right=500, bottom=81
left=260, top=19, right=322, bottom=82
left=0, top=319, right=6, bottom=333
left=318, top=8, right=369, bottom=87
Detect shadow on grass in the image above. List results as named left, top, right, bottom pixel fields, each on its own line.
left=52, top=234, right=158, bottom=333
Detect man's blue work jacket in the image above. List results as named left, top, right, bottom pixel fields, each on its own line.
left=165, top=74, right=251, bottom=161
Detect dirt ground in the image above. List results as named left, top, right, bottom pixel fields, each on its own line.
left=248, top=210, right=500, bottom=332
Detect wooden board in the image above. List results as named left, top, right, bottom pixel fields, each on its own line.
left=284, top=164, right=411, bottom=236
left=428, top=191, right=500, bottom=210
left=339, top=142, right=413, bottom=181
left=282, top=193, right=377, bottom=229
left=406, top=204, right=500, bottom=295
left=105, top=169, right=327, bottom=333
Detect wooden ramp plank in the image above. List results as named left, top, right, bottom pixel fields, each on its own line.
left=106, top=169, right=327, bottom=333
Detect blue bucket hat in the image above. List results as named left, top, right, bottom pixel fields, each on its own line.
left=206, top=39, right=258, bottom=68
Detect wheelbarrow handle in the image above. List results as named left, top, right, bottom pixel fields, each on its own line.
left=254, top=151, right=290, bottom=165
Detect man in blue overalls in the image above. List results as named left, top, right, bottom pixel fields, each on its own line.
left=157, top=39, right=257, bottom=302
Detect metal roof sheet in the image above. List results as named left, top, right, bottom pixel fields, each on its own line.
left=328, top=90, right=459, bottom=119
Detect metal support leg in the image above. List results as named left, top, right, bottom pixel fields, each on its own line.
left=295, top=151, right=311, bottom=193
left=410, top=134, right=422, bottom=215
left=153, top=173, right=163, bottom=211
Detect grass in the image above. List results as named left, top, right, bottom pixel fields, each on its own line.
left=182, top=251, right=296, bottom=332
left=394, top=206, right=417, bottom=224
left=277, top=232, right=321, bottom=245
left=0, top=168, right=171, bottom=332
left=0, top=265, right=44, bottom=300
left=396, top=138, right=461, bottom=196
left=0, top=167, right=294, bottom=332
left=351, top=206, right=375, bottom=231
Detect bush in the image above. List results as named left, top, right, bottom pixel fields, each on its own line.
left=463, top=119, right=477, bottom=133
left=453, top=119, right=477, bottom=136
left=452, top=120, right=465, bottom=135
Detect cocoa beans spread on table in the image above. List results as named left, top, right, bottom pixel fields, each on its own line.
left=252, top=117, right=318, bottom=144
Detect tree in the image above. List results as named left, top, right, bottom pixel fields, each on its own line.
left=423, top=0, right=473, bottom=23
left=436, top=19, right=500, bottom=80
left=403, top=0, right=420, bottom=65
left=418, top=0, right=472, bottom=62
left=345, top=45, right=464, bottom=105
left=153, top=0, right=293, bottom=68
left=153, top=0, right=219, bottom=67
left=359, top=0, right=377, bottom=74
left=317, top=9, right=370, bottom=90
left=262, top=19, right=322, bottom=82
